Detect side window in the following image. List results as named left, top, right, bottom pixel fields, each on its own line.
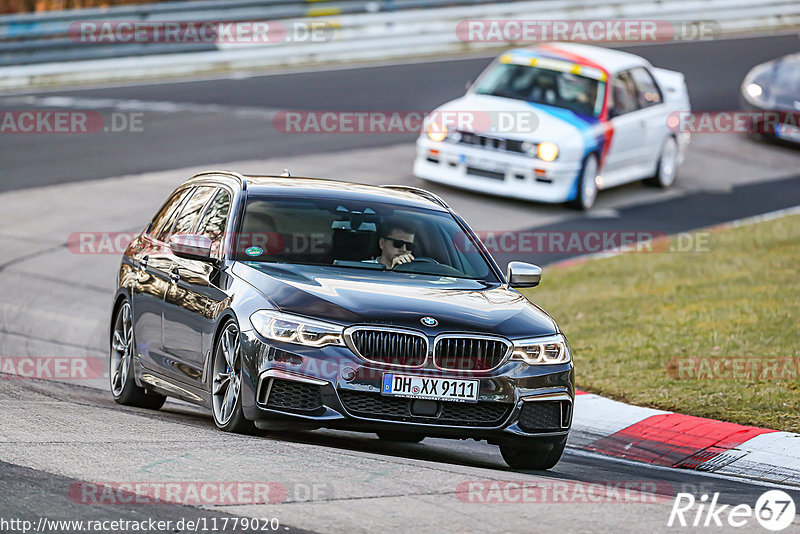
left=170, top=186, right=217, bottom=239
left=609, top=71, right=639, bottom=116
left=196, top=189, right=232, bottom=259
left=630, top=67, right=663, bottom=108
left=150, top=187, right=194, bottom=242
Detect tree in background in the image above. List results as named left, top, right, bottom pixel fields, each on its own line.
left=0, top=0, right=179, bottom=13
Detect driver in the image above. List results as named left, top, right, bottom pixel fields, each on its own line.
left=367, top=219, right=416, bottom=269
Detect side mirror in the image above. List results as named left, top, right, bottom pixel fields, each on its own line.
left=169, top=234, right=213, bottom=262
left=507, top=261, right=542, bottom=288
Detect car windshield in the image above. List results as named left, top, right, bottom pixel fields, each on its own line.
left=234, top=196, right=499, bottom=282
left=474, top=62, right=606, bottom=118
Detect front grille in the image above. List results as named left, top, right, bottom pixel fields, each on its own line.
left=346, top=329, right=427, bottom=367
left=433, top=337, right=511, bottom=372
left=339, top=391, right=512, bottom=427
left=518, top=400, right=570, bottom=432
left=458, top=132, right=525, bottom=154
left=261, top=379, right=323, bottom=413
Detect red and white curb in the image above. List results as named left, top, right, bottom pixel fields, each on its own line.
left=550, top=206, right=800, bottom=486
left=570, top=390, right=800, bottom=486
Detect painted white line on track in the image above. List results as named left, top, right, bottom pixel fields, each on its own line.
left=0, top=95, right=282, bottom=118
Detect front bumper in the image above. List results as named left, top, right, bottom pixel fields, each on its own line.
left=412, top=137, right=582, bottom=204
left=239, top=331, right=574, bottom=443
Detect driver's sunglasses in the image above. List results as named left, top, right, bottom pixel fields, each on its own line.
left=385, top=237, right=415, bottom=252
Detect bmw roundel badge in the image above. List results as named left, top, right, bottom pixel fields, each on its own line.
left=420, top=316, right=438, bottom=327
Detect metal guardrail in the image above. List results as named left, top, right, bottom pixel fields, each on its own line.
left=0, top=0, right=798, bottom=88
left=0, top=0, right=512, bottom=66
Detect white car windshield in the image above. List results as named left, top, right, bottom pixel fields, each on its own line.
left=474, top=63, right=606, bottom=118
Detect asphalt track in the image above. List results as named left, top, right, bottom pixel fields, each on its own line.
left=1, top=33, right=800, bottom=533
left=1, top=33, right=799, bottom=191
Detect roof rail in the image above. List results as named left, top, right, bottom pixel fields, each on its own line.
left=188, top=170, right=248, bottom=190
left=245, top=174, right=338, bottom=182
left=380, top=185, right=450, bottom=209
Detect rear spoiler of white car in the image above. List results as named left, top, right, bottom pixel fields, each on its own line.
left=652, top=67, right=691, bottom=109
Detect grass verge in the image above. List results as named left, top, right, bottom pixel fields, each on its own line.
left=523, top=213, right=800, bottom=432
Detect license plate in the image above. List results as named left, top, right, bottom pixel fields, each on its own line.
left=461, top=154, right=508, bottom=173
left=775, top=124, right=800, bottom=142
left=381, top=373, right=479, bottom=403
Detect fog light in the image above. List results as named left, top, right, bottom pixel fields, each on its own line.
left=341, top=367, right=356, bottom=381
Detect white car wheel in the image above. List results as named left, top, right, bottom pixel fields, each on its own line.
left=646, top=136, right=679, bottom=188
left=568, top=155, right=598, bottom=211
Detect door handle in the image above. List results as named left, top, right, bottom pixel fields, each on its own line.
left=138, top=255, right=149, bottom=271
left=170, top=269, right=180, bottom=284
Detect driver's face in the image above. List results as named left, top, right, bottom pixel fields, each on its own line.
left=380, top=229, right=415, bottom=260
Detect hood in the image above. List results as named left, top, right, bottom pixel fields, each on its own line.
left=233, top=262, right=558, bottom=339
left=432, top=93, right=602, bottom=160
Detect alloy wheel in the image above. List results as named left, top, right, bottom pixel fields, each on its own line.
left=110, top=302, right=133, bottom=397
left=212, top=323, right=242, bottom=426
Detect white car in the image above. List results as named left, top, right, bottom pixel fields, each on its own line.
left=413, top=43, right=691, bottom=210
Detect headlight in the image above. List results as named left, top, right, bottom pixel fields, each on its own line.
left=250, top=310, right=344, bottom=347
left=537, top=142, right=559, bottom=162
left=745, top=83, right=763, bottom=99
left=445, top=129, right=462, bottom=143
left=520, top=141, right=537, bottom=156
left=742, top=63, right=774, bottom=107
left=511, top=334, right=571, bottom=365
left=427, top=123, right=448, bottom=142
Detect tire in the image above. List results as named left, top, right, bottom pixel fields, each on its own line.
left=567, top=154, right=599, bottom=211
left=109, top=300, right=166, bottom=410
left=211, top=319, right=255, bottom=434
left=499, top=438, right=566, bottom=470
left=644, top=136, right=679, bottom=188
left=376, top=431, right=425, bottom=443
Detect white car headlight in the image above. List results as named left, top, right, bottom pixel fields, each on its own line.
left=445, top=129, right=462, bottom=143
left=250, top=310, right=344, bottom=347
left=511, top=334, right=571, bottom=365
left=427, top=123, right=448, bottom=142
left=537, top=142, right=559, bottom=162
left=521, top=141, right=537, bottom=156
left=520, top=141, right=559, bottom=161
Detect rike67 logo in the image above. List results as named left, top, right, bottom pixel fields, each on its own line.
left=669, top=490, right=796, bottom=531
